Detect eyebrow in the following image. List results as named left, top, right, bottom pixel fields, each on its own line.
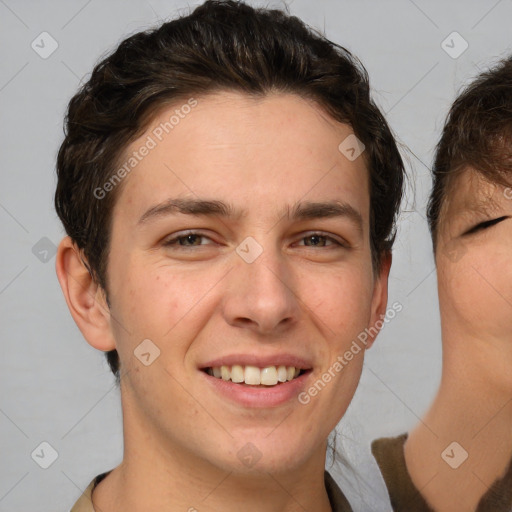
left=137, top=198, right=363, bottom=230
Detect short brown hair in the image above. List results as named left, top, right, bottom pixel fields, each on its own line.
left=55, top=0, right=404, bottom=379
left=427, top=56, right=512, bottom=246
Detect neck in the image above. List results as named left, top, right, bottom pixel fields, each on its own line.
left=92, top=389, right=333, bottom=512
left=405, top=331, right=512, bottom=512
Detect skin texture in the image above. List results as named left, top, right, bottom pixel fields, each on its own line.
left=56, top=91, right=390, bottom=512
left=405, top=170, right=512, bottom=512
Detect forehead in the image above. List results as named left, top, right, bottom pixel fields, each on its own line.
left=444, top=169, right=504, bottom=214
left=113, top=90, right=370, bottom=223
left=438, top=168, right=511, bottom=233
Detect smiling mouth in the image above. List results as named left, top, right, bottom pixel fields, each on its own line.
left=201, top=365, right=310, bottom=387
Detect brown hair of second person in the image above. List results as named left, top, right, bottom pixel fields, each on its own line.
left=427, top=55, right=512, bottom=249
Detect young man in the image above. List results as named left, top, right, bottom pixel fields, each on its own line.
left=372, top=56, right=512, bottom=511
left=54, top=1, right=404, bottom=510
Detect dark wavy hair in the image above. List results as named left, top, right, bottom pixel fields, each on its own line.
left=55, top=0, right=405, bottom=379
left=428, top=55, right=512, bottom=248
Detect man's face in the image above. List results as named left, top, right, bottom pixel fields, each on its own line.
left=436, top=170, right=512, bottom=384
left=104, top=91, right=386, bottom=474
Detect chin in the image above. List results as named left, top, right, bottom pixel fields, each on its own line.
left=213, top=437, right=311, bottom=475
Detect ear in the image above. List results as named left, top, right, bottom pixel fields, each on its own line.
left=366, top=251, right=392, bottom=350
left=55, top=236, right=116, bottom=352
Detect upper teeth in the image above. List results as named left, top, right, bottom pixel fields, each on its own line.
left=207, top=365, right=301, bottom=386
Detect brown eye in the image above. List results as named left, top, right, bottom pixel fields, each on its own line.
left=464, top=216, right=508, bottom=235
left=163, top=231, right=213, bottom=247
left=302, top=234, right=334, bottom=247
left=295, top=232, right=348, bottom=249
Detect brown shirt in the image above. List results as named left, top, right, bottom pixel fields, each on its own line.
left=371, top=433, right=512, bottom=511
left=69, top=469, right=353, bottom=511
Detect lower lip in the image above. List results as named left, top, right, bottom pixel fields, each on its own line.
left=200, top=370, right=313, bottom=408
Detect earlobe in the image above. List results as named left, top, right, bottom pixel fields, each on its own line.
left=55, top=236, right=116, bottom=352
left=366, top=252, right=392, bottom=350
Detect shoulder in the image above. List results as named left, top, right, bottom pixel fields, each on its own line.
left=371, top=433, right=408, bottom=472
left=371, top=433, right=433, bottom=512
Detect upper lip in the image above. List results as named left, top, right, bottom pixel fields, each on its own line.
left=200, top=353, right=314, bottom=370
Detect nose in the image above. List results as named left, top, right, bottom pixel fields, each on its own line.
left=221, top=242, right=300, bottom=336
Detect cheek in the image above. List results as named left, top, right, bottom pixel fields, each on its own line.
left=300, top=265, right=375, bottom=344
left=110, top=261, right=217, bottom=350
left=440, top=248, right=512, bottom=336
left=472, top=252, right=512, bottom=331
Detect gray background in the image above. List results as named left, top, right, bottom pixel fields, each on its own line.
left=1, top=0, right=511, bottom=510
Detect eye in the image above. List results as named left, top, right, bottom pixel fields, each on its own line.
left=464, top=216, right=508, bottom=235
left=295, top=232, right=347, bottom=248
left=161, top=231, right=348, bottom=250
left=162, top=231, right=214, bottom=248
